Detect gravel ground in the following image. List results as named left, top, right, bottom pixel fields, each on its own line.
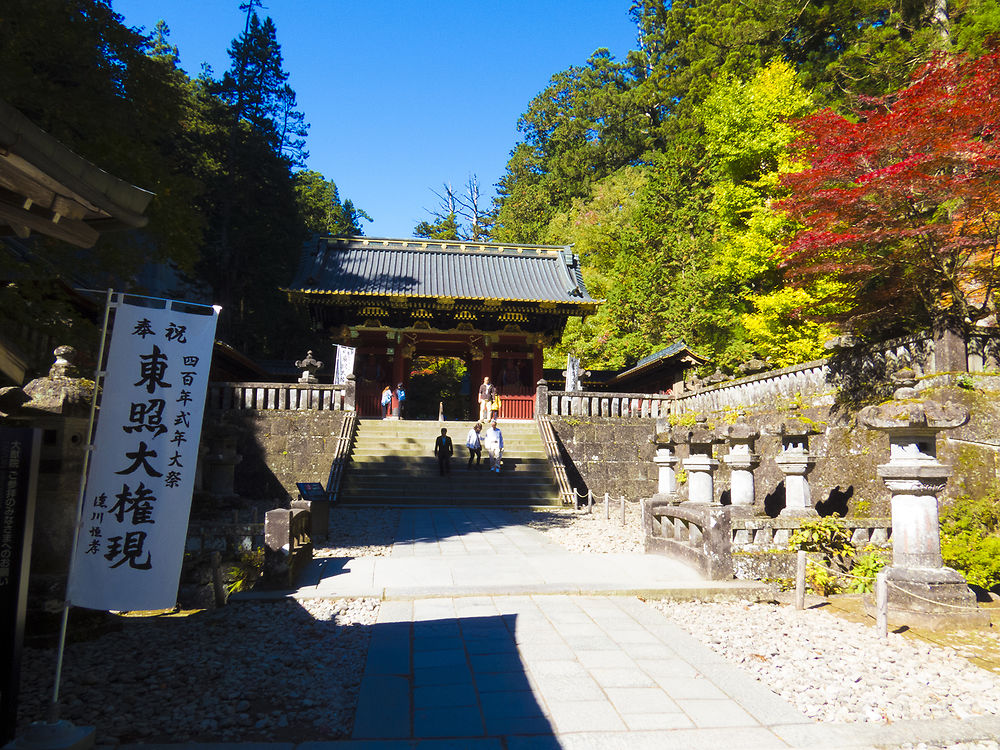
left=502, top=501, right=646, bottom=554
left=651, top=599, right=1000, bottom=727
left=17, top=598, right=378, bottom=745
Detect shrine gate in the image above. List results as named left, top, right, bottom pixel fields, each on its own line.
left=285, top=236, right=599, bottom=418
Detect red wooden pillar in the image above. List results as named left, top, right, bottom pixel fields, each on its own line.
left=532, top=342, right=544, bottom=385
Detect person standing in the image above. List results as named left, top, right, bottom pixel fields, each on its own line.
left=393, top=382, right=406, bottom=419
left=465, top=422, right=483, bottom=468
left=478, top=376, right=496, bottom=422
left=380, top=385, right=392, bottom=418
left=484, top=419, right=504, bottom=473
left=434, top=427, right=453, bottom=475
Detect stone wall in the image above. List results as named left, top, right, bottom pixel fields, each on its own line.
left=669, top=379, right=1000, bottom=518
left=204, top=410, right=349, bottom=502
left=548, top=417, right=658, bottom=499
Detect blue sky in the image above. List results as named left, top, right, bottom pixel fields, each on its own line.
left=111, top=1, right=639, bottom=238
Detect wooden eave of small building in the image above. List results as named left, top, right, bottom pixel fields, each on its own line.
left=604, top=342, right=709, bottom=391
left=0, top=99, right=154, bottom=248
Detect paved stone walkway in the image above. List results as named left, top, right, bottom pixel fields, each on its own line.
left=143, top=509, right=1000, bottom=748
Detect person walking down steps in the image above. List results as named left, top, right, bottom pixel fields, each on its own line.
left=465, top=422, right=483, bottom=468
left=484, top=419, right=504, bottom=473
left=434, top=427, right=453, bottom=476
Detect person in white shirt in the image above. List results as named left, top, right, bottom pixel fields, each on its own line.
left=484, top=420, right=504, bottom=473
left=465, top=422, right=483, bottom=468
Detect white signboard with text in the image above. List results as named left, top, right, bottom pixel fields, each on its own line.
left=67, top=298, right=218, bottom=611
left=334, top=344, right=355, bottom=385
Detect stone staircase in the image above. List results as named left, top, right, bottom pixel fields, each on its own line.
left=339, top=419, right=562, bottom=506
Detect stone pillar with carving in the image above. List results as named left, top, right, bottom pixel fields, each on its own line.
left=535, top=379, right=549, bottom=417
left=722, top=422, right=760, bottom=514
left=678, top=415, right=721, bottom=505
left=771, top=414, right=822, bottom=517
left=859, top=369, right=989, bottom=629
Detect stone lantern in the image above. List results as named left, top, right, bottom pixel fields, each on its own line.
left=295, top=350, right=323, bottom=384
left=859, top=369, right=989, bottom=629
left=651, top=416, right=680, bottom=504
left=677, top=414, right=722, bottom=505
left=722, top=422, right=760, bottom=514
left=770, top=412, right=823, bottom=517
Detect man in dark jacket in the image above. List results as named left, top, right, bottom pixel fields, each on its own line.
left=434, top=427, right=454, bottom=475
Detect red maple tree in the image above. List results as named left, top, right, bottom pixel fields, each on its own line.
left=778, top=51, right=1000, bottom=336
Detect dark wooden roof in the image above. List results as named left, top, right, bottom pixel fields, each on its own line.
left=0, top=99, right=153, bottom=248
left=288, top=236, right=598, bottom=311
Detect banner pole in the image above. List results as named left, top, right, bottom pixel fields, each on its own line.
left=47, top=289, right=116, bottom=723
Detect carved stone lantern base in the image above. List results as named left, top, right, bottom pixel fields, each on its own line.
left=865, top=566, right=991, bottom=631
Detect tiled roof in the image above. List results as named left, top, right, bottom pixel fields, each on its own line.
left=288, top=236, right=597, bottom=306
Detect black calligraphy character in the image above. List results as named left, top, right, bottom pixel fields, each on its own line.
left=124, top=399, right=167, bottom=437
left=135, top=345, right=171, bottom=394
left=165, top=322, right=187, bottom=343
left=181, top=371, right=196, bottom=386
left=174, top=411, right=191, bottom=428
left=90, top=511, right=104, bottom=523
left=104, top=531, right=152, bottom=570
left=86, top=538, right=100, bottom=554
left=115, top=441, right=163, bottom=477
left=92, top=492, right=108, bottom=508
left=164, top=470, right=182, bottom=488
left=176, top=390, right=192, bottom=406
left=109, top=482, right=157, bottom=525
left=89, top=526, right=102, bottom=537
left=168, top=452, right=183, bottom=468
left=132, top=318, right=155, bottom=338
left=182, top=355, right=199, bottom=367
left=170, top=430, right=187, bottom=447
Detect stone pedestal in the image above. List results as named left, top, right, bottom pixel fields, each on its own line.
left=771, top=419, right=821, bottom=517
left=676, top=415, right=721, bottom=505
left=860, top=369, right=989, bottom=630
left=652, top=446, right=680, bottom=503
left=722, top=423, right=759, bottom=514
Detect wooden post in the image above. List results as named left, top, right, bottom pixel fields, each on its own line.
left=211, top=551, right=226, bottom=608
left=587, top=489, right=593, bottom=514
left=795, top=550, right=806, bottom=610
left=876, top=571, right=888, bottom=640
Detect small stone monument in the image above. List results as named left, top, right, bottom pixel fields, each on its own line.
left=769, top=410, right=823, bottom=517
left=860, top=369, right=989, bottom=629
left=722, top=422, right=760, bottom=514
left=677, top=414, right=721, bottom=505
left=651, top=416, right=680, bottom=504
left=294, top=350, right=323, bottom=384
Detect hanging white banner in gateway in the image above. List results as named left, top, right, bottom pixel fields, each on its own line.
left=67, top=297, right=218, bottom=611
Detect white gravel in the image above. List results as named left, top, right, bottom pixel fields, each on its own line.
left=651, top=599, right=1000, bottom=727
left=506, top=501, right=645, bottom=554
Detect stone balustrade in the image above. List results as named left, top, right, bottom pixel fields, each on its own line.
left=542, top=389, right=672, bottom=418
left=206, top=380, right=354, bottom=411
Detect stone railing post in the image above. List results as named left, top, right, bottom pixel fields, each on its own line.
left=678, top=415, right=722, bottom=505
left=722, top=423, right=759, bottom=514
left=770, top=414, right=822, bottom=517
left=344, top=372, right=356, bottom=411
left=535, top=379, right=549, bottom=417
left=860, top=369, right=988, bottom=629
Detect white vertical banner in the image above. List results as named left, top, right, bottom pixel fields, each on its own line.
left=566, top=355, right=582, bottom=392
left=67, top=297, right=218, bottom=611
left=334, top=345, right=355, bottom=385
